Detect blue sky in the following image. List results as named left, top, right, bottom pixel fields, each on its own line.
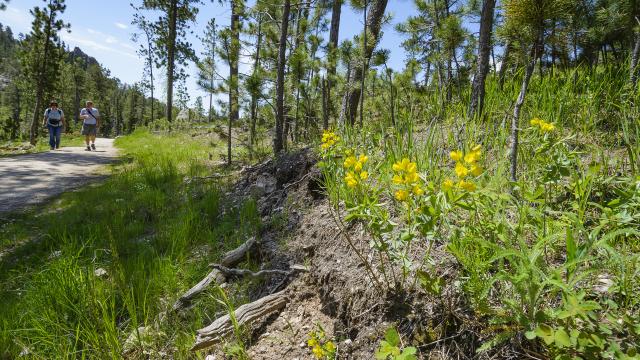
left=1, top=0, right=418, bottom=108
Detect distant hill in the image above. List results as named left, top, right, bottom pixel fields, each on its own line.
left=68, top=46, right=99, bottom=67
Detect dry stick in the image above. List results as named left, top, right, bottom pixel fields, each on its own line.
left=328, top=192, right=384, bottom=292
left=209, top=264, right=307, bottom=278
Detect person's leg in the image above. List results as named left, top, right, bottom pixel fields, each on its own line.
left=54, top=126, right=62, bottom=149
left=90, top=132, right=96, bottom=149
left=47, top=125, right=55, bottom=150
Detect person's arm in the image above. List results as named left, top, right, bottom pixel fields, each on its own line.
left=42, top=116, right=47, bottom=126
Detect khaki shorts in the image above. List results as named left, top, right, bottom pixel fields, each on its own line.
left=81, top=123, right=97, bottom=136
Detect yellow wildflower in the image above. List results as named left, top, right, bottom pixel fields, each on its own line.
left=392, top=158, right=409, bottom=172
left=450, top=150, right=463, bottom=162
left=540, top=122, right=555, bottom=132
left=458, top=180, right=476, bottom=192
left=405, top=172, right=419, bottom=184
left=358, top=154, right=368, bottom=164
left=343, top=156, right=357, bottom=169
left=325, top=341, right=336, bottom=352
left=412, top=185, right=424, bottom=196
left=312, top=346, right=324, bottom=358
left=443, top=178, right=454, bottom=191
left=344, top=172, right=358, bottom=188
left=530, top=118, right=541, bottom=126
left=307, top=338, right=318, bottom=347
left=392, top=175, right=403, bottom=184
left=354, top=161, right=363, bottom=172
left=470, top=163, right=483, bottom=177
left=455, top=162, right=469, bottom=178
left=360, top=171, right=369, bottom=180
left=395, top=189, right=409, bottom=202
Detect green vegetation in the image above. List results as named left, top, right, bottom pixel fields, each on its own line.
left=318, top=67, right=640, bottom=357
left=0, top=130, right=259, bottom=358
left=0, top=132, right=85, bottom=156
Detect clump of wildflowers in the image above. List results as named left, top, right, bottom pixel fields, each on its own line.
left=443, top=145, right=483, bottom=192
left=392, top=158, right=423, bottom=202
left=344, top=153, right=369, bottom=188
left=320, top=130, right=340, bottom=150
left=307, top=327, right=336, bottom=359
left=530, top=118, right=555, bottom=132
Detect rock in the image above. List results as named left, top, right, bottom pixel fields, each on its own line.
left=205, top=355, right=216, bottom=360
left=94, top=268, right=108, bottom=277
left=122, top=326, right=166, bottom=355
left=250, top=173, right=277, bottom=197
left=48, top=250, right=61, bottom=259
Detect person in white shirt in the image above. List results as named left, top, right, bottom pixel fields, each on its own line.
left=42, top=101, right=65, bottom=150
left=80, top=101, right=101, bottom=151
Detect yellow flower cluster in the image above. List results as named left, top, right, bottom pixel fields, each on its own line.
left=444, top=145, right=483, bottom=192
left=307, top=332, right=336, bottom=359
left=321, top=130, right=340, bottom=150
left=392, top=158, right=424, bottom=201
left=344, top=154, right=369, bottom=188
left=530, top=118, right=555, bottom=132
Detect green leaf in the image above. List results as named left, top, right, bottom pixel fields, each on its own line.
left=525, top=330, right=537, bottom=340
left=416, top=270, right=444, bottom=296
left=534, top=324, right=555, bottom=345
left=397, top=347, right=418, bottom=360
left=554, top=328, right=571, bottom=348
left=384, top=328, right=401, bottom=347
left=375, top=341, right=395, bottom=359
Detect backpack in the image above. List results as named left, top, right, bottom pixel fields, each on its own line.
left=46, top=108, right=62, bottom=126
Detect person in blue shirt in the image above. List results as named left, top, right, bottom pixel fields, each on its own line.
left=42, top=101, right=65, bottom=150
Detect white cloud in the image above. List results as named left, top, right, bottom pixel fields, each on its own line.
left=0, top=6, right=33, bottom=33
left=115, top=22, right=128, bottom=30
left=105, top=36, right=117, bottom=44
left=61, top=31, right=137, bottom=60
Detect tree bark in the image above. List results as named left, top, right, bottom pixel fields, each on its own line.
left=498, top=41, right=512, bottom=90
left=630, top=32, right=640, bottom=88
left=250, top=14, right=263, bottom=153
left=165, top=0, right=178, bottom=123
left=469, top=0, right=496, bottom=119
left=30, top=6, right=55, bottom=145
left=340, top=0, right=388, bottom=126
left=510, top=36, right=542, bottom=182
left=325, top=0, right=342, bottom=129
left=274, top=0, right=291, bottom=154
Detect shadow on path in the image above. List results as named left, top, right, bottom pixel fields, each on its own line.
left=0, top=138, right=118, bottom=213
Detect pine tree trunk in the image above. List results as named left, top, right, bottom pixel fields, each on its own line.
left=498, top=41, right=512, bottom=90
left=510, top=40, right=540, bottom=182
left=249, top=15, right=262, bottom=152
left=30, top=6, right=55, bottom=145
left=469, top=0, right=496, bottom=119
left=274, top=0, right=291, bottom=154
left=340, top=0, right=388, bottom=126
left=166, top=0, right=178, bottom=123
left=630, top=32, right=640, bottom=88
left=325, top=0, right=342, bottom=129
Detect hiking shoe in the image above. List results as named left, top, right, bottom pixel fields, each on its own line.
left=91, top=143, right=96, bottom=150
left=50, top=147, right=55, bottom=151
left=85, top=146, right=91, bottom=151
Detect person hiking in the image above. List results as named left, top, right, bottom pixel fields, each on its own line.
left=80, top=101, right=100, bottom=151
left=42, top=101, right=65, bottom=151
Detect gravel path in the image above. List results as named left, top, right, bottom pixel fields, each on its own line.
left=0, top=138, right=118, bottom=213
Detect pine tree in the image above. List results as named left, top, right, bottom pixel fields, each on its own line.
left=22, top=0, right=69, bottom=145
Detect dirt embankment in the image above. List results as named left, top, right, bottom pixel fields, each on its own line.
left=193, top=148, right=482, bottom=359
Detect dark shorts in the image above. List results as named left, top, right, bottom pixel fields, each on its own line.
left=81, top=123, right=97, bottom=136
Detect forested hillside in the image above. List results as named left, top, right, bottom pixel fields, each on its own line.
left=1, top=0, right=640, bottom=359
left=0, top=22, right=164, bottom=143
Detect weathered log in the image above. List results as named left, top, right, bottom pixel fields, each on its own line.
left=172, top=269, right=226, bottom=310
left=173, top=237, right=258, bottom=310
left=219, top=237, right=257, bottom=267
left=210, top=264, right=308, bottom=279
left=191, top=291, right=288, bottom=351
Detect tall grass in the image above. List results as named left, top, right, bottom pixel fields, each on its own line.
left=0, top=129, right=261, bottom=358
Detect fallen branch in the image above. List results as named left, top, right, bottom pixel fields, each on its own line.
left=191, top=291, right=288, bottom=351
left=210, top=264, right=308, bottom=279
left=173, top=237, right=259, bottom=310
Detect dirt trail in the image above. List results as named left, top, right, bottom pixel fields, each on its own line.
left=0, top=138, right=118, bottom=213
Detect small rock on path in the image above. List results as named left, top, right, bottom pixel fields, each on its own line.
left=0, top=138, right=118, bottom=213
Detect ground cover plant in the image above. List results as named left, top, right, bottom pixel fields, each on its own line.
left=0, top=129, right=260, bottom=358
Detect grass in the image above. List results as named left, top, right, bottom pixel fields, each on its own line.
left=0, top=132, right=87, bottom=157
left=0, top=129, right=261, bottom=358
